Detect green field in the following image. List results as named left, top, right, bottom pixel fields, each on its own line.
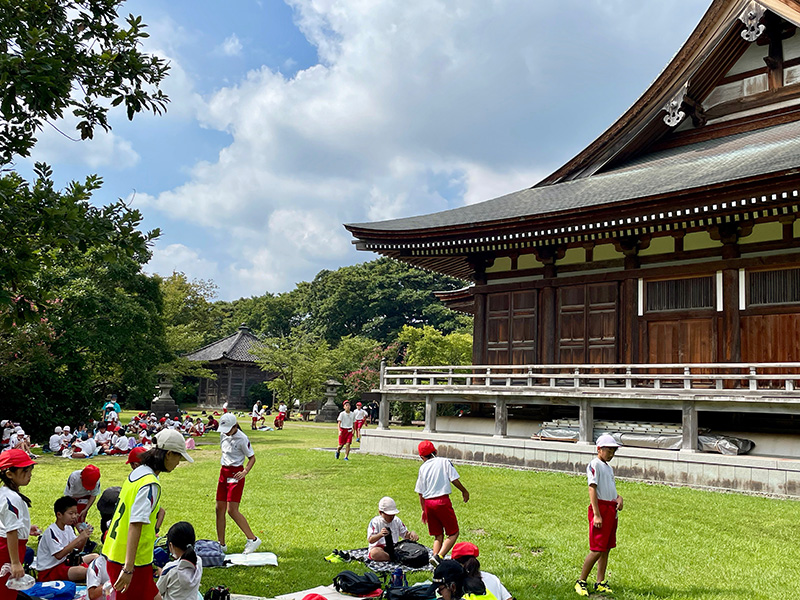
left=24, top=416, right=798, bottom=599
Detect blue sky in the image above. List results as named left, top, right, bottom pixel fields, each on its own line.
left=25, top=0, right=710, bottom=300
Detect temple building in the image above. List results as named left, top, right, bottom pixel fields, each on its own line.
left=186, top=324, right=273, bottom=409
left=346, top=0, right=800, bottom=496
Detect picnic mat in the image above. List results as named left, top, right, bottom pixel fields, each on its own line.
left=227, top=552, right=279, bottom=566
left=344, top=547, right=433, bottom=574
left=274, top=584, right=381, bottom=600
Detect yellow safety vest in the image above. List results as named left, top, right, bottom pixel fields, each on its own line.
left=102, top=469, right=161, bottom=566
left=464, top=591, right=498, bottom=600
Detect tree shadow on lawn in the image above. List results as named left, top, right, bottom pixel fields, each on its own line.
left=618, top=582, right=750, bottom=599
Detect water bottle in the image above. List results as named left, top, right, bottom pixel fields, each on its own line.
left=390, top=567, right=405, bottom=588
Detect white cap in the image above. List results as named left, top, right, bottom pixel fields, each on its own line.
left=154, top=429, right=194, bottom=463
left=165, top=413, right=170, bottom=417
left=378, top=496, right=399, bottom=515
left=15, top=426, right=23, bottom=434
left=63, top=425, right=71, bottom=432
left=596, top=434, right=622, bottom=448
left=218, top=413, right=238, bottom=435
left=54, top=426, right=63, bottom=434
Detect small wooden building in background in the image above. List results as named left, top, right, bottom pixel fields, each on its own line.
left=186, top=324, right=274, bottom=410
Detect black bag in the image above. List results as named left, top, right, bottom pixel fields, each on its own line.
left=393, top=540, right=430, bottom=568
left=204, top=585, right=231, bottom=600
left=383, top=585, right=436, bottom=600
left=333, top=570, right=382, bottom=596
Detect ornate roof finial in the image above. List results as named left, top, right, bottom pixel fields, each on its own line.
left=662, top=82, right=688, bottom=127
left=739, top=1, right=766, bottom=42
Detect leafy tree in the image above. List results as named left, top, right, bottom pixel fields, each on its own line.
left=212, top=287, right=308, bottom=338
left=253, top=330, right=332, bottom=408
left=0, top=0, right=169, bottom=164
left=397, top=325, right=473, bottom=366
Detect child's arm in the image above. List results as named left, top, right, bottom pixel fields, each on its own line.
left=155, top=507, right=166, bottom=534
left=6, top=529, right=24, bottom=579
left=589, top=484, right=602, bottom=528
left=616, top=494, right=623, bottom=511
left=53, top=527, right=92, bottom=559
left=113, top=522, right=143, bottom=593
left=452, top=478, right=470, bottom=503
left=367, top=527, right=389, bottom=544
left=403, top=530, right=419, bottom=542
left=419, top=493, right=427, bottom=523
left=235, top=454, right=256, bottom=480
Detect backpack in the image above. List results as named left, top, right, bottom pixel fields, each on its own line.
left=393, top=540, right=430, bottom=568
left=383, top=585, right=437, bottom=600
left=204, top=586, right=231, bottom=600
left=333, top=570, right=382, bottom=596
left=194, top=539, right=227, bottom=567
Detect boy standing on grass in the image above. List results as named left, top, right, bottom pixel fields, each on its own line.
left=575, top=434, right=623, bottom=597
left=216, top=413, right=261, bottom=555
left=336, top=400, right=355, bottom=460
left=415, top=440, right=469, bottom=566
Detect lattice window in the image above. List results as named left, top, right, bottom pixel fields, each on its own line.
left=749, top=268, right=800, bottom=306
left=646, top=276, right=714, bottom=312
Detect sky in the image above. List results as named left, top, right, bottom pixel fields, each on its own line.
left=23, top=0, right=712, bottom=301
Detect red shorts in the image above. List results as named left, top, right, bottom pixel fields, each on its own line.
left=75, top=497, right=90, bottom=523
left=588, top=500, right=618, bottom=552
left=278, top=413, right=286, bottom=422
left=106, top=560, right=158, bottom=600
left=109, top=448, right=129, bottom=455
left=338, top=428, right=353, bottom=446
left=423, top=496, right=458, bottom=537
left=216, top=465, right=246, bottom=503
left=354, top=419, right=366, bottom=429
left=0, top=537, right=27, bottom=600
left=38, top=561, right=87, bottom=582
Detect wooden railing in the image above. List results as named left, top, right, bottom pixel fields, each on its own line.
left=380, top=363, right=800, bottom=394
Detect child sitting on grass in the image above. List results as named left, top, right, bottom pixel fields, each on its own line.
left=156, top=521, right=203, bottom=600
left=366, top=496, right=419, bottom=561
left=36, top=496, right=99, bottom=582
left=86, top=555, right=109, bottom=600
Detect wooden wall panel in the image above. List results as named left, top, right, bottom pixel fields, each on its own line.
left=557, top=283, right=618, bottom=364
left=647, top=319, right=714, bottom=363
left=485, top=290, right=537, bottom=365
left=741, top=314, right=800, bottom=362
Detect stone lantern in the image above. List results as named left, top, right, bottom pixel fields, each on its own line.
left=315, top=379, right=342, bottom=422
left=151, top=377, right=179, bottom=419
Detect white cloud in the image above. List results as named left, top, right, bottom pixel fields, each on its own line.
left=31, top=121, right=140, bottom=170
left=139, top=0, right=708, bottom=297
left=145, top=243, right=219, bottom=282
left=220, top=33, right=244, bottom=57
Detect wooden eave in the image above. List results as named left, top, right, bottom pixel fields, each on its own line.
left=540, top=0, right=800, bottom=185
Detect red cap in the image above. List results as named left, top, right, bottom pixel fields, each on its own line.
left=302, top=595, right=328, bottom=600
left=81, top=465, right=101, bottom=489
left=126, top=446, right=147, bottom=465
left=140, top=423, right=147, bottom=429
left=356, top=402, right=363, bottom=406
left=418, top=440, right=436, bottom=456
left=0, top=449, right=36, bottom=469
left=159, top=417, right=166, bottom=423
left=174, top=417, right=179, bottom=421
left=451, top=542, right=479, bottom=560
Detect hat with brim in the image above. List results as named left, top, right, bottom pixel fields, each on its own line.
left=127, top=446, right=147, bottom=465
left=218, top=413, right=238, bottom=434
left=451, top=542, right=479, bottom=560
left=154, top=429, right=194, bottom=462
left=81, top=464, right=101, bottom=489
left=595, top=434, right=622, bottom=448
left=0, top=449, right=36, bottom=469
left=378, top=496, right=399, bottom=515
left=427, top=560, right=466, bottom=595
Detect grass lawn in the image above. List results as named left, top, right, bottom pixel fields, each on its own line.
left=24, top=415, right=798, bottom=599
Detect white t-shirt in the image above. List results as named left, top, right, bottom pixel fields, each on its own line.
left=195, top=423, right=205, bottom=435
left=106, top=411, right=118, bottom=423
left=128, top=466, right=161, bottom=524
left=8, top=433, right=21, bottom=448
left=481, top=571, right=512, bottom=600
left=337, top=411, right=355, bottom=429
left=60, top=433, right=73, bottom=446
left=156, top=556, right=204, bottom=600
left=112, top=435, right=130, bottom=452
left=587, top=457, right=618, bottom=501
left=220, top=429, right=255, bottom=467
left=367, top=515, right=409, bottom=549
left=74, top=438, right=97, bottom=456
left=278, top=404, right=287, bottom=415
left=94, top=430, right=112, bottom=445
left=65, top=470, right=101, bottom=499
left=86, top=555, right=109, bottom=590
left=0, top=486, right=31, bottom=539
left=252, top=404, right=260, bottom=418
left=49, top=434, right=63, bottom=452
left=415, top=456, right=459, bottom=499
left=36, top=523, right=77, bottom=571
left=353, top=409, right=368, bottom=421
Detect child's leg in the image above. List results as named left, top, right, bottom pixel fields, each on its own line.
left=596, top=550, right=610, bottom=582
left=67, top=564, right=89, bottom=582
left=215, top=500, right=228, bottom=545
left=580, top=551, right=603, bottom=581
left=440, top=531, right=459, bottom=558
left=344, top=442, right=351, bottom=458
left=227, top=502, right=256, bottom=540
left=431, top=534, right=444, bottom=557
left=368, top=547, right=390, bottom=561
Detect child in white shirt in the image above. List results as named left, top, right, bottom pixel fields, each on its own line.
left=36, top=496, right=98, bottom=582
left=366, top=496, right=419, bottom=561
left=156, top=521, right=203, bottom=600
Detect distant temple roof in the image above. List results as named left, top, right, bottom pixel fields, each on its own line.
left=185, top=324, right=263, bottom=364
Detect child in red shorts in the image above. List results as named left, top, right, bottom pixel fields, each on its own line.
left=575, top=434, right=623, bottom=597
left=215, top=414, right=261, bottom=555
left=414, top=440, right=469, bottom=566
left=36, top=496, right=98, bottom=582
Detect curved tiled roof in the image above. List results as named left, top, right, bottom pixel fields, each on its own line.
left=185, top=325, right=263, bottom=363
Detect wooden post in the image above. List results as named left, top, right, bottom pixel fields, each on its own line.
left=578, top=399, right=593, bottom=445
left=494, top=398, right=508, bottom=438
left=541, top=286, right=556, bottom=364
left=620, top=278, right=639, bottom=362
left=473, top=292, right=487, bottom=365
left=681, top=402, right=698, bottom=452
left=721, top=268, right=741, bottom=363
left=423, top=395, right=437, bottom=434
left=377, top=394, right=390, bottom=430
left=226, top=364, right=232, bottom=405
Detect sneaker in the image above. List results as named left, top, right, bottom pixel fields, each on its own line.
left=343, top=457, right=349, bottom=461
left=324, top=552, right=343, bottom=563
left=219, top=544, right=228, bottom=554
left=429, top=554, right=442, bottom=568
left=243, top=537, right=262, bottom=554
left=335, top=450, right=340, bottom=459
left=595, top=580, right=614, bottom=595
left=574, top=580, right=589, bottom=597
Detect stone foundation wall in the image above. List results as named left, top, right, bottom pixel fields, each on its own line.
left=361, top=429, right=800, bottom=497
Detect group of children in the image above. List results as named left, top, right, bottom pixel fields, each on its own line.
left=334, top=400, right=369, bottom=460
left=250, top=400, right=289, bottom=430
